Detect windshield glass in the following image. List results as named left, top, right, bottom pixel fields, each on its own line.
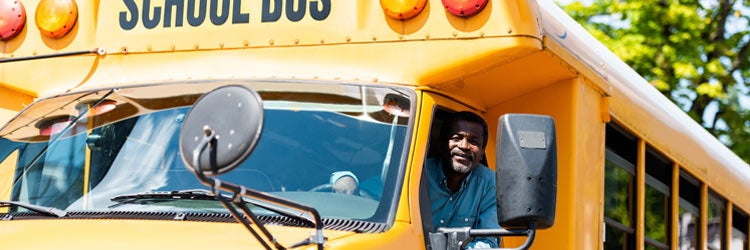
left=0, top=80, right=413, bottom=224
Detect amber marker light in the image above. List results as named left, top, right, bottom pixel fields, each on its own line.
left=442, top=0, right=488, bottom=17
left=0, top=0, right=26, bottom=41
left=380, top=0, right=428, bottom=20
left=35, top=0, right=78, bottom=39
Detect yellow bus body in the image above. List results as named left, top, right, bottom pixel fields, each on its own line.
left=1, top=0, right=748, bottom=249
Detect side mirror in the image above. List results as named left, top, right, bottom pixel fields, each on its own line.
left=178, top=85, right=264, bottom=176
left=496, top=114, right=557, bottom=229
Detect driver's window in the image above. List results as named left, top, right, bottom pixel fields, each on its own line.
left=419, top=107, right=496, bottom=248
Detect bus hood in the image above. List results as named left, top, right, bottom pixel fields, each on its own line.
left=0, top=219, right=357, bottom=249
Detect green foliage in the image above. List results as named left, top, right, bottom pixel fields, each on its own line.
left=562, top=0, right=750, bottom=164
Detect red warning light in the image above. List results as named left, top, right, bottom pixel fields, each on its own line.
left=0, top=0, right=27, bottom=41
left=442, top=0, right=488, bottom=17
left=37, top=116, right=76, bottom=136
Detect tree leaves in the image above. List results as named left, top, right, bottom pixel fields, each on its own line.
left=561, top=0, right=750, bottom=163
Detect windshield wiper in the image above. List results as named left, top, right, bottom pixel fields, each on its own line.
left=0, top=201, right=67, bottom=217
left=111, top=189, right=216, bottom=204
left=110, top=190, right=314, bottom=225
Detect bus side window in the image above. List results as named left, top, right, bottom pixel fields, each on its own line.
left=732, top=209, right=749, bottom=249
left=707, top=190, right=726, bottom=250
left=678, top=171, right=700, bottom=249
left=644, top=146, right=673, bottom=250
left=604, top=123, right=638, bottom=250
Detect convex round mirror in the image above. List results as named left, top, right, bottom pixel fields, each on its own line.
left=179, top=85, right=264, bottom=176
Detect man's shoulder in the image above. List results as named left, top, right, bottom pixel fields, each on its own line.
left=472, top=164, right=496, bottom=183
left=425, top=157, right=441, bottom=169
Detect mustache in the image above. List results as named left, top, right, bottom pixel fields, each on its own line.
left=450, top=148, right=475, bottom=162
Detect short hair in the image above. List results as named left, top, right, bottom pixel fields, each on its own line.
left=442, top=111, right=489, bottom=148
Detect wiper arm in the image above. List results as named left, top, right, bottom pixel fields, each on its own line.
left=111, top=189, right=216, bottom=204
left=0, top=201, right=67, bottom=217
left=109, top=189, right=221, bottom=209
left=111, top=190, right=314, bottom=225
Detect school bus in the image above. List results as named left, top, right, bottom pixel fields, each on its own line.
left=0, top=0, right=748, bottom=249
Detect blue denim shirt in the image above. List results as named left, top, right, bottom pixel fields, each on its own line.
left=426, top=157, right=500, bottom=248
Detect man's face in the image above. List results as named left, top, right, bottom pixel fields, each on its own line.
left=445, top=120, right=485, bottom=174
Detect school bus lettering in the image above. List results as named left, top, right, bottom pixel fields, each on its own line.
left=261, top=0, right=331, bottom=22
left=119, top=0, right=330, bottom=30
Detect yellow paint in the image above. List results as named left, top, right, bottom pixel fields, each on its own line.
left=636, top=140, right=645, bottom=250
left=0, top=150, right=18, bottom=211
left=82, top=105, right=92, bottom=209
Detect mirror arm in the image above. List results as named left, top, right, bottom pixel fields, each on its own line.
left=433, top=223, right=536, bottom=250
left=191, top=128, right=282, bottom=249
left=191, top=127, right=325, bottom=250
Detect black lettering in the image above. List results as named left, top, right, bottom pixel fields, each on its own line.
left=285, top=0, right=306, bottom=22
left=187, top=0, right=207, bottom=26
left=164, top=0, right=184, bottom=27
left=209, top=0, right=230, bottom=25
left=232, top=0, right=249, bottom=23
left=119, top=0, right=139, bottom=30
left=262, top=0, right=281, bottom=22
left=142, top=0, right=162, bottom=29
left=309, top=0, right=330, bottom=21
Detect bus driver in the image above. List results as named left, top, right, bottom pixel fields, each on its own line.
left=425, top=111, right=500, bottom=248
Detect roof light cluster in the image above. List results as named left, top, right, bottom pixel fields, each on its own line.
left=379, top=0, right=488, bottom=20
left=0, top=0, right=78, bottom=42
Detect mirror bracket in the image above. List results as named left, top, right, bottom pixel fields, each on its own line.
left=429, top=223, right=537, bottom=250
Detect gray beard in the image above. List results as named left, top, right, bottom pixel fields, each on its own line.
left=449, top=148, right=474, bottom=174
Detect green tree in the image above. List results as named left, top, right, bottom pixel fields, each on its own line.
left=560, top=0, right=750, bottom=163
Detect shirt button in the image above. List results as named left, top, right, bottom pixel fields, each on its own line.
left=464, top=218, right=469, bottom=222
left=440, top=220, right=444, bottom=224
left=449, top=197, right=453, bottom=201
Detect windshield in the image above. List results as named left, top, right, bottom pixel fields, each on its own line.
left=0, top=80, right=412, bottom=225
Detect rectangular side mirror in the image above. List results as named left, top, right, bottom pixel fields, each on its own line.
left=496, top=114, right=557, bottom=229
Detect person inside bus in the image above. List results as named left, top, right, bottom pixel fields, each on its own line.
left=425, top=111, right=499, bottom=248
left=329, top=171, right=359, bottom=195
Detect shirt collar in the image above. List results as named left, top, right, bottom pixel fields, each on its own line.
left=437, top=160, right=473, bottom=193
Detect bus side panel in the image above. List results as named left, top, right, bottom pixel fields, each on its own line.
left=486, top=77, right=606, bottom=250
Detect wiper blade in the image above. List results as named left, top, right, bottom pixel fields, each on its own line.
left=0, top=201, right=67, bottom=217
left=110, top=189, right=217, bottom=205
left=111, top=190, right=313, bottom=224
